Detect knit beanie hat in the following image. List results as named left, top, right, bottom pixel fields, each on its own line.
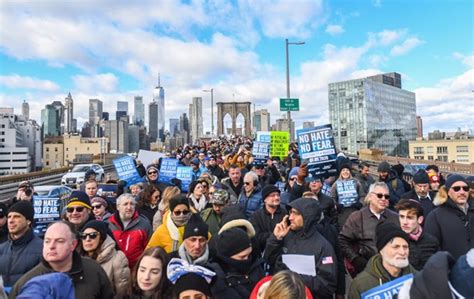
left=183, top=214, right=209, bottom=240
left=66, top=191, right=92, bottom=210
left=375, top=221, right=409, bottom=252
left=146, top=164, right=158, bottom=173
left=449, top=248, right=474, bottom=298
left=8, top=200, right=34, bottom=223
left=413, top=169, right=429, bottom=184
left=377, top=161, right=391, bottom=173
left=169, top=194, right=190, bottom=212
left=217, top=227, right=252, bottom=258
left=190, top=158, right=200, bottom=165
left=445, top=174, right=468, bottom=190
left=81, top=220, right=108, bottom=242
left=261, top=185, right=280, bottom=200
left=174, top=273, right=212, bottom=297
left=0, top=202, right=7, bottom=218
left=91, top=196, right=108, bottom=208
left=288, top=167, right=299, bottom=178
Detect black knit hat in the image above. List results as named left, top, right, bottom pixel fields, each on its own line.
left=174, top=273, right=212, bottom=297
left=376, top=221, right=409, bottom=252
left=8, top=200, right=34, bottom=223
left=413, top=169, right=429, bottom=184
left=0, top=202, right=7, bottom=218
left=377, top=161, right=391, bottom=173
left=66, top=191, right=92, bottom=210
left=217, top=227, right=251, bottom=257
left=445, top=174, right=469, bottom=191
left=169, top=194, right=190, bottom=212
left=81, top=220, right=108, bottom=242
left=183, top=214, right=209, bottom=240
left=261, top=185, right=280, bottom=200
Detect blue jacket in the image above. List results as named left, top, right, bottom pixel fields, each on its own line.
left=0, top=229, right=43, bottom=287
left=16, top=272, right=74, bottom=299
left=238, top=185, right=263, bottom=219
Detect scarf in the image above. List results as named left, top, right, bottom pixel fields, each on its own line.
left=178, top=243, right=210, bottom=265
left=171, top=211, right=192, bottom=227
left=409, top=226, right=423, bottom=241
left=190, top=194, right=208, bottom=212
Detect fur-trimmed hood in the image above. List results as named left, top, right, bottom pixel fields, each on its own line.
left=433, top=186, right=448, bottom=206
left=218, top=219, right=256, bottom=238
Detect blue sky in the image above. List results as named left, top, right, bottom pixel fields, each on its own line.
left=0, top=0, right=472, bottom=135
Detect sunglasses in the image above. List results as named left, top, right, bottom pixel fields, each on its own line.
left=289, top=177, right=297, bottom=181
left=452, top=186, right=470, bottom=192
left=66, top=206, right=86, bottom=213
left=148, top=171, right=157, bottom=175
left=244, top=182, right=253, bottom=185
left=373, top=193, right=390, bottom=200
left=92, top=204, right=102, bottom=210
left=80, top=232, right=99, bottom=240
left=173, top=210, right=190, bottom=216
left=255, top=166, right=265, bottom=170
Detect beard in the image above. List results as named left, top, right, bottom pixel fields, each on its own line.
left=383, top=253, right=409, bottom=268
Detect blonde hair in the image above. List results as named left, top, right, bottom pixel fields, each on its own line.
left=263, top=271, right=307, bottom=299
left=161, top=186, right=181, bottom=210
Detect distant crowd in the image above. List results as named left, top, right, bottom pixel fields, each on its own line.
left=0, top=135, right=473, bottom=299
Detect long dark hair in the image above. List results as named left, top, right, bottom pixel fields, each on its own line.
left=128, top=246, right=168, bottom=299
left=137, top=184, right=161, bottom=208
left=78, top=227, right=105, bottom=260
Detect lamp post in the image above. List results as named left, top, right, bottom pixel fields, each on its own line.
left=203, top=88, right=214, bottom=136
left=285, top=38, right=305, bottom=141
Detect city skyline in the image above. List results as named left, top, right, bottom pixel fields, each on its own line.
left=0, top=1, right=472, bottom=135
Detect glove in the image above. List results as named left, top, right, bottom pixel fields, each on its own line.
left=352, top=256, right=368, bottom=273
left=351, top=202, right=363, bottom=210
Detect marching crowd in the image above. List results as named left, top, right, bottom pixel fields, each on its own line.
left=0, top=136, right=473, bottom=299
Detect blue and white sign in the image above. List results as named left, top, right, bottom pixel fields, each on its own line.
left=159, top=158, right=179, bottom=184
left=297, top=124, right=337, bottom=179
left=336, top=180, right=359, bottom=207
left=33, top=196, right=61, bottom=237
left=252, top=141, right=270, bottom=165
left=113, top=156, right=144, bottom=187
left=256, top=131, right=271, bottom=143
left=176, top=166, right=193, bottom=192
left=361, top=274, right=413, bottom=299
left=98, top=183, right=118, bottom=205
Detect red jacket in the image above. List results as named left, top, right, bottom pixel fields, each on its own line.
left=108, top=211, right=152, bottom=269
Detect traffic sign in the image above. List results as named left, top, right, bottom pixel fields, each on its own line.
left=280, top=98, right=299, bottom=111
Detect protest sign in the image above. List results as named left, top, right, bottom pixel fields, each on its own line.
left=98, top=183, right=118, bottom=204
left=137, top=149, right=166, bottom=168
left=297, top=124, right=337, bottom=179
left=256, top=131, right=271, bottom=143
left=361, top=274, right=413, bottom=299
left=159, top=158, right=179, bottom=184
left=33, top=196, right=61, bottom=237
left=252, top=141, right=270, bottom=165
left=113, top=156, right=144, bottom=187
left=335, top=180, right=359, bottom=207
left=176, top=166, right=193, bottom=192
left=270, top=131, right=290, bottom=160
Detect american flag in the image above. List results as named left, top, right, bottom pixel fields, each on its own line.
left=322, top=256, right=333, bottom=265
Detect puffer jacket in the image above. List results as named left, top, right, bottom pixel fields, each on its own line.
left=348, top=254, right=416, bottom=299
left=238, top=185, right=263, bottom=219
left=407, top=231, right=439, bottom=271
left=0, top=229, right=43, bottom=287
left=424, top=187, right=474, bottom=260
left=108, top=211, right=152, bottom=269
left=96, top=235, right=130, bottom=296
left=264, top=199, right=338, bottom=299
left=146, top=211, right=185, bottom=253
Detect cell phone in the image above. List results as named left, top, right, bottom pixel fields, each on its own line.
left=286, top=218, right=291, bottom=226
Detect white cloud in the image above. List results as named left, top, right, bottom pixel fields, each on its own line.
left=73, top=73, right=119, bottom=93
left=325, top=24, right=344, bottom=35
left=453, top=52, right=474, bottom=68
left=390, top=37, right=424, bottom=56
left=0, top=74, right=60, bottom=91
left=377, top=29, right=406, bottom=46
left=373, top=0, right=382, bottom=7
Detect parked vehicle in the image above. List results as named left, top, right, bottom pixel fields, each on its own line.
left=61, top=164, right=104, bottom=188
left=35, top=185, right=73, bottom=200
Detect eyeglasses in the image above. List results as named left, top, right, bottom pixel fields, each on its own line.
left=173, top=210, right=190, bottom=216
left=92, top=204, right=102, bottom=210
left=255, top=166, right=264, bottom=170
left=372, top=193, right=390, bottom=200
left=80, top=232, right=99, bottom=240
left=66, top=206, right=86, bottom=213
left=244, top=182, right=253, bottom=185
left=452, top=186, right=470, bottom=192
left=148, top=171, right=157, bottom=175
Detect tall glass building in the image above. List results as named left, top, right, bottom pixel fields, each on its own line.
left=153, top=75, right=165, bottom=141
left=328, top=72, right=416, bottom=157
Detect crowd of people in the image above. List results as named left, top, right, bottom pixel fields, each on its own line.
left=0, top=135, right=473, bottom=299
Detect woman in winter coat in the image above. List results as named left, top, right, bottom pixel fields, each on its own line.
left=137, top=184, right=161, bottom=225
left=79, top=220, right=130, bottom=296
left=187, top=180, right=210, bottom=212
left=152, top=186, right=181, bottom=230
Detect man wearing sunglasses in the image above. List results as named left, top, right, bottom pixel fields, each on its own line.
left=253, top=159, right=281, bottom=189
left=65, top=191, right=94, bottom=231
left=339, top=182, right=399, bottom=277
left=425, top=174, right=474, bottom=260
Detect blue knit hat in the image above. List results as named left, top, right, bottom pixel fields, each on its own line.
left=445, top=174, right=468, bottom=190
left=450, top=249, right=474, bottom=297
left=288, top=167, right=299, bottom=178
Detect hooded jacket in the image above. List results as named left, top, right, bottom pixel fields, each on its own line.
left=264, top=199, right=338, bottom=299
left=424, top=187, right=474, bottom=260
left=378, top=170, right=405, bottom=207
left=238, top=184, right=263, bottom=219
left=348, top=254, right=416, bottom=299
left=108, top=211, right=152, bottom=269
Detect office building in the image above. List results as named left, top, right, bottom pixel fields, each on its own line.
left=89, top=99, right=103, bottom=138
left=271, top=118, right=294, bottom=133
left=189, top=97, right=203, bottom=143
left=41, top=104, right=61, bottom=138
left=416, top=116, right=423, bottom=138
left=409, top=136, right=474, bottom=164
left=51, top=101, right=65, bottom=134
left=128, top=125, right=140, bottom=153
left=0, top=113, right=33, bottom=174
left=303, top=121, right=315, bottom=129
left=22, top=100, right=29, bottom=120
left=117, top=101, right=128, bottom=113
left=253, top=109, right=271, bottom=132
left=64, top=92, right=75, bottom=133
left=153, top=74, right=165, bottom=141
left=328, top=72, right=416, bottom=157
left=104, top=119, right=129, bottom=153
left=149, top=101, right=158, bottom=142
left=179, top=113, right=190, bottom=143
left=169, top=118, right=179, bottom=136
left=134, top=96, right=145, bottom=126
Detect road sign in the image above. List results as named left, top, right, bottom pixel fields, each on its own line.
left=280, top=98, right=299, bottom=111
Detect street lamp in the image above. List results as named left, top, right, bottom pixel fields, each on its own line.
left=286, top=38, right=305, bottom=141
left=203, top=88, right=214, bottom=136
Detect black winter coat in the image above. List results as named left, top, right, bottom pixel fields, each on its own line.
left=401, top=190, right=437, bottom=217
left=249, top=205, right=287, bottom=255
left=407, top=231, right=439, bottom=270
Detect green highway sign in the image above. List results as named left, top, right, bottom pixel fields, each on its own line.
left=280, top=98, right=299, bottom=111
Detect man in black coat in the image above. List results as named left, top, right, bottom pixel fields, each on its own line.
left=401, top=169, right=436, bottom=216
left=395, top=199, right=439, bottom=270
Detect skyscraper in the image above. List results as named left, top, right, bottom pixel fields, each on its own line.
left=416, top=116, right=423, bottom=138
left=51, top=101, right=65, bottom=134
left=253, top=109, right=271, bottom=132
left=149, top=101, right=158, bottom=142
left=153, top=74, right=165, bottom=141
left=104, top=119, right=129, bottom=153
left=179, top=113, right=190, bottom=143
left=189, top=97, right=203, bottom=143
left=41, top=104, right=60, bottom=138
left=22, top=100, right=29, bottom=120
left=89, top=99, right=103, bottom=138
left=328, top=72, right=416, bottom=157
left=134, top=96, right=145, bottom=126
left=64, top=92, right=74, bottom=133
left=169, top=118, right=179, bottom=136
left=116, top=101, right=128, bottom=121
